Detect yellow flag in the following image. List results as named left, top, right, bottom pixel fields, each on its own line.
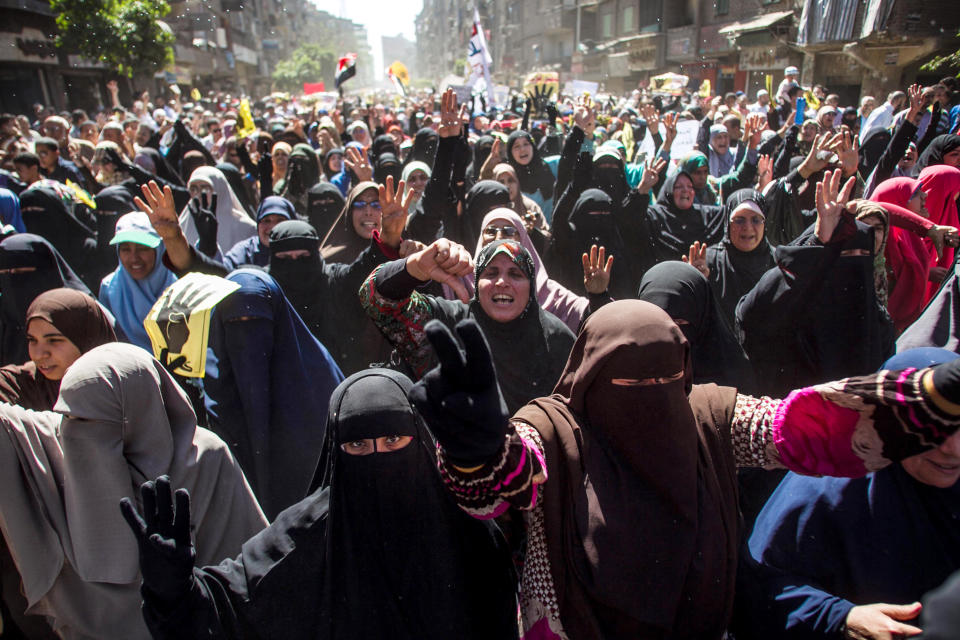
left=765, top=74, right=773, bottom=98
left=236, top=99, right=256, bottom=140
left=144, top=273, right=241, bottom=378
left=699, top=79, right=712, bottom=98
left=190, top=88, right=202, bottom=102
left=388, top=61, right=410, bottom=87
left=65, top=180, right=96, bottom=210
left=621, top=122, right=635, bottom=162
left=803, top=89, right=820, bottom=111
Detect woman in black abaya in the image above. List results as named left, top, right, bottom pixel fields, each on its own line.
left=646, top=171, right=726, bottom=264
left=124, top=369, right=519, bottom=640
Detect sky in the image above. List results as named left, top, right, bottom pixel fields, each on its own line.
left=309, top=0, right=422, bottom=80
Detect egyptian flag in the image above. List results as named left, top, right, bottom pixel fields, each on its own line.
left=335, top=53, right=357, bottom=88
left=386, top=61, right=409, bottom=97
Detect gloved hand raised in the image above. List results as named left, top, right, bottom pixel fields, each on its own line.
left=119, top=476, right=196, bottom=604
left=187, top=193, right=218, bottom=257
left=408, top=319, right=509, bottom=466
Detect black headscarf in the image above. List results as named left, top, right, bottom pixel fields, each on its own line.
left=306, top=182, right=345, bottom=238
left=370, top=134, right=399, bottom=163
left=278, top=144, right=321, bottom=215
left=0, top=234, right=90, bottom=365
left=637, top=261, right=756, bottom=392
left=648, top=171, right=726, bottom=263
left=430, top=240, right=575, bottom=413
left=137, top=147, right=183, bottom=187
left=18, top=182, right=103, bottom=290
left=460, top=180, right=512, bottom=249
left=93, top=184, right=136, bottom=215
left=268, top=220, right=325, bottom=335
left=737, top=217, right=895, bottom=396
left=468, top=135, right=494, bottom=183
left=373, top=152, right=402, bottom=186
left=506, top=129, right=555, bottom=200
left=216, top=162, right=256, bottom=220
left=916, top=134, right=960, bottom=175
left=161, top=369, right=518, bottom=639
left=590, top=149, right=629, bottom=205
left=705, top=189, right=776, bottom=328
left=566, top=188, right=633, bottom=298
left=407, top=127, right=438, bottom=166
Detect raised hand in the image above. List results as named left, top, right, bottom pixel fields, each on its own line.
left=838, top=127, right=860, bottom=177
left=662, top=111, right=678, bottom=145
left=582, top=244, right=613, bottom=294
left=344, top=145, right=372, bottom=183
left=745, top=113, right=767, bottom=149
left=906, top=83, right=923, bottom=124
left=187, top=192, right=218, bottom=257
left=438, top=88, right=463, bottom=139
left=135, top=181, right=184, bottom=241
left=573, top=96, right=596, bottom=135
left=405, top=238, right=474, bottom=302
left=638, top=157, right=668, bottom=194
left=681, top=241, right=710, bottom=278
left=378, top=175, right=413, bottom=247
left=799, top=132, right=842, bottom=179
left=757, top=154, right=773, bottom=190
left=408, top=319, right=509, bottom=465
left=814, top=168, right=856, bottom=243
left=119, top=476, right=196, bottom=603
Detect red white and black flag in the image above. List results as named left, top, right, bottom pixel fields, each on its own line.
left=335, top=53, right=357, bottom=89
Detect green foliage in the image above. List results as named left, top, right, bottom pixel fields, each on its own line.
left=922, top=31, right=960, bottom=77
left=50, top=0, right=174, bottom=77
left=272, top=43, right=337, bottom=91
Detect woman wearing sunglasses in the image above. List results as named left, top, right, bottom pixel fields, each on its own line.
left=319, top=181, right=383, bottom=265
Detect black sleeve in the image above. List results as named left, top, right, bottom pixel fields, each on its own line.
left=372, top=258, right=427, bottom=299
left=554, top=126, right=585, bottom=200
left=867, top=119, right=918, bottom=185
left=697, top=115, right=712, bottom=153
left=917, top=103, right=943, bottom=157
left=408, top=136, right=457, bottom=244
left=325, top=238, right=394, bottom=297
left=772, top=126, right=800, bottom=180
left=162, top=246, right=229, bottom=278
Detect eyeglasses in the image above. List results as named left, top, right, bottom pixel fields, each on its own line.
left=731, top=216, right=765, bottom=226
left=352, top=200, right=382, bottom=211
left=482, top=225, right=520, bottom=239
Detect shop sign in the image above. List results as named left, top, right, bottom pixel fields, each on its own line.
left=739, top=46, right=792, bottom=70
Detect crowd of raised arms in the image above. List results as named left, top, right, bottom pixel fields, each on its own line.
left=0, top=68, right=960, bottom=640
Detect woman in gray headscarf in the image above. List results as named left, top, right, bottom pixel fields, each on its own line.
left=0, top=342, right=266, bottom=639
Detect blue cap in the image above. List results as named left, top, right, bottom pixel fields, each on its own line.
left=883, top=347, right=960, bottom=371
left=256, top=196, right=296, bottom=222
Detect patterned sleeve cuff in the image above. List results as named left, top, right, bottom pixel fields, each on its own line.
left=438, top=420, right=547, bottom=519
left=731, top=393, right=783, bottom=469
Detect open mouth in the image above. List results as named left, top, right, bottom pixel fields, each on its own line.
left=361, top=221, right=377, bottom=229
left=928, top=459, right=960, bottom=473
left=491, top=294, right=514, bottom=305
left=37, top=364, right=56, bottom=375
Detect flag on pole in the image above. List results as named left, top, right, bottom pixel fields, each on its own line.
left=467, top=8, right=494, bottom=105
left=235, top=98, right=256, bottom=139
left=386, top=61, right=409, bottom=96
left=335, top=53, right=357, bottom=89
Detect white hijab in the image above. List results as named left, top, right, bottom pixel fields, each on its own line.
left=180, top=166, right=257, bottom=254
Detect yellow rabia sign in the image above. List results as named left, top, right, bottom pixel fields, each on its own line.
left=144, top=273, right=241, bottom=378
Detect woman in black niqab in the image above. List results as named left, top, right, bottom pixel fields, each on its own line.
left=467, top=134, right=494, bottom=185
left=407, top=127, right=439, bottom=167
left=306, top=182, right=345, bottom=238
left=637, top=261, right=756, bottom=392
left=0, top=234, right=91, bottom=365
left=137, top=369, right=519, bottom=640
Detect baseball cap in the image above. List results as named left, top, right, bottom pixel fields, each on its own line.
left=110, top=211, right=162, bottom=248
left=785, top=66, right=799, bottom=76
left=256, top=195, right=296, bottom=222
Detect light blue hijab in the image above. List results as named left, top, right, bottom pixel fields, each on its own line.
left=98, top=212, right=176, bottom=351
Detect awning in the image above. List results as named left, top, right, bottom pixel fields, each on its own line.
left=718, top=10, right=793, bottom=36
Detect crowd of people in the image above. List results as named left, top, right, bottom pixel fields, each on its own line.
left=0, top=66, right=958, bottom=639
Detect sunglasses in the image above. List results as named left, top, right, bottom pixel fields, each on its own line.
left=482, top=225, right=520, bottom=239
left=352, top=200, right=382, bottom=211
left=731, top=215, right=765, bottom=226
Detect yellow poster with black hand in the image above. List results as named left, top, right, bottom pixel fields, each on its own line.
left=144, top=273, right=241, bottom=377
left=523, top=71, right=559, bottom=105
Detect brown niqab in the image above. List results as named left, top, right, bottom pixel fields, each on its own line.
left=514, top=300, right=739, bottom=639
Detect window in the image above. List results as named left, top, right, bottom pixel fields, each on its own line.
left=622, top=6, right=635, bottom=33
left=637, top=0, right=660, bottom=29
left=715, top=0, right=729, bottom=15
left=602, top=12, right=613, bottom=38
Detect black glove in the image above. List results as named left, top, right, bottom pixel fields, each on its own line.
left=188, top=193, right=218, bottom=257
left=119, top=476, right=196, bottom=604
left=545, top=102, right=558, bottom=129
left=408, top=319, right=509, bottom=465
left=933, top=358, right=960, bottom=406
left=258, top=152, right=273, bottom=196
